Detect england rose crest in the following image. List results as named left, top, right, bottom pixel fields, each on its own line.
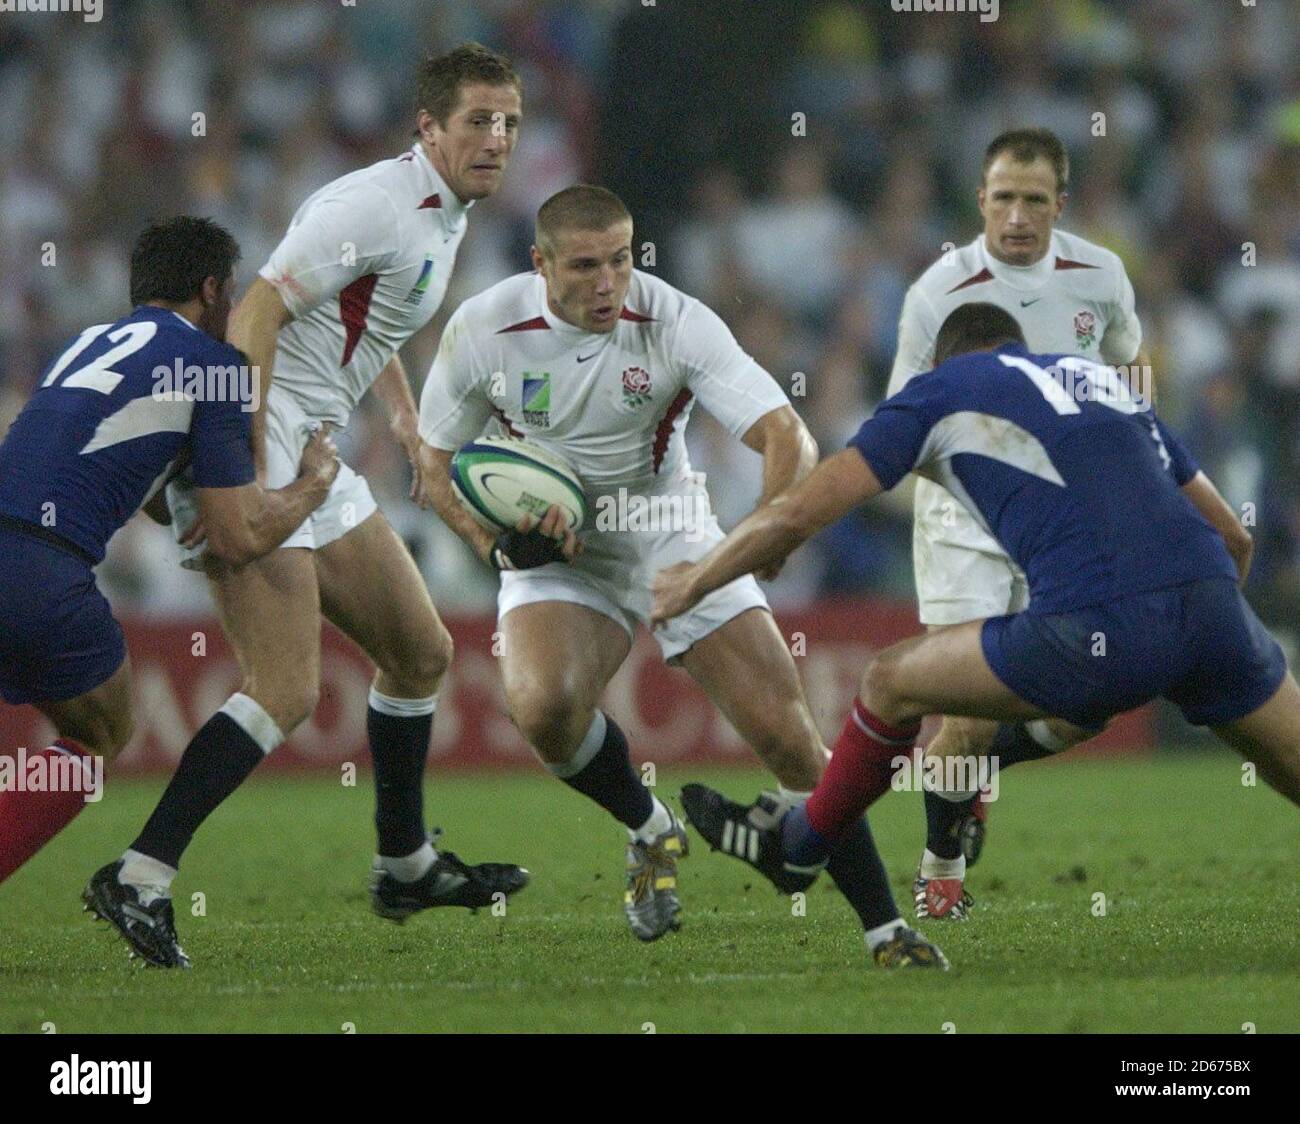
left=621, top=366, right=652, bottom=408
left=1074, top=310, right=1097, bottom=350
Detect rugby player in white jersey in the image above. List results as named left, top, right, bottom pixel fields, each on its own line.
left=89, top=44, right=529, bottom=967
left=888, top=128, right=1180, bottom=920
left=415, top=185, right=946, bottom=965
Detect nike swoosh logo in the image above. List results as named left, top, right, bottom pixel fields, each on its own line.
left=1020, top=298, right=1041, bottom=307
left=576, top=352, right=599, bottom=363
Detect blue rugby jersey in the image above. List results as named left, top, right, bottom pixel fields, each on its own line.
left=0, top=306, right=254, bottom=563
left=849, top=343, right=1237, bottom=613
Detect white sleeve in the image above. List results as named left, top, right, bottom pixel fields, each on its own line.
left=674, top=300, right=790, bottom=437
left=258, top=184, right=399, bottom=319
left=886, top=283, right=941, bottom=397
left=1100, top=264, right=1143, bottom=365
left=418, top=306, right=494, bottom=450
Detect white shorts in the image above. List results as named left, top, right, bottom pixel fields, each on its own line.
left=912, top=478, right=1029, bottom=626
left=497, top=475, right=769, bottom=663
left=168, top=384, right=376, bottom=566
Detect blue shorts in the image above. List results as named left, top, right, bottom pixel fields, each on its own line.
left=0, top=528, right=125, bottom=705
left=981, top=577, right=1287, bottom=729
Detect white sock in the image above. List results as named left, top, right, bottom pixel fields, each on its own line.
left=376, top=841, right=437, bottom=882
left=776, top=785, right=812, bottom=813
left=118, top=848, right=178, bottom=906
left=864, top=917, right=908, bottom=951
left=631, top=796, right=674, bottom=844
left=919, top=848, right=966, bottom=880
left=1026, top=719, right=1067, bottom=752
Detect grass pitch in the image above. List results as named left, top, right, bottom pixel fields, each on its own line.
left=1, top=752, right=1295, bottom=1034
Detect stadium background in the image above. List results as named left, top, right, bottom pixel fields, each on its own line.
left=1, top=0, right=1297, bottom=769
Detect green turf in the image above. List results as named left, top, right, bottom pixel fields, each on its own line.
left=1, top=753, right=1295, bottom=1033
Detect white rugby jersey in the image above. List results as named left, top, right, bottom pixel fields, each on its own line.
left=419, top=270, right=789, bottom=494
left=888, top=229, right=1142, bottom=393
left=888, top=228, right=1143, bottom=555
left=258, top=143, right=470, bottom=426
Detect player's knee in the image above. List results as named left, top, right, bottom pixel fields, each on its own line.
left=861, top=654, right=900, bottom=710
left=73, top=706, right=134, bottom=763
left=103, top=708, right=135, bottom=760
left=253, top=676, right=319, bottom=735
left=376, top=622, right=453, bottom=698
left=412, top=623, right=454, bottom=691
left=931, top=716, right=995, bottom=759
left=283, top=679, right=321, bottom=733
left=508, top=687, right=584, bottom=758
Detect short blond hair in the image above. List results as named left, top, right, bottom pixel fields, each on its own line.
left=535, top=185, right=632, bottom=259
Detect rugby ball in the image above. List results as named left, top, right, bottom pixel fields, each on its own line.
left=449, top=436, right=589, bottom=533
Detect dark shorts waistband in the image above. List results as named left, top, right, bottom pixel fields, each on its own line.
left=0, top=513, right=97, bottom=568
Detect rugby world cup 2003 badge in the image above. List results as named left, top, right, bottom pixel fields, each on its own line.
left=522, top=372, right=551, bottom=427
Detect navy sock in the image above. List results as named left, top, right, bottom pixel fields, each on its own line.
left=825, top=815, right=900, bottom=931
left=990, top=722, right=1055, bottom=768
left=557, top=713, right=653, bottom=831
left=782, top=804, right=831, bottom=867
left=367, top=702, right=433, bottom=857
left=924, top=786, right=975, bottom=860
left=132, top=712, right=264, bottom=870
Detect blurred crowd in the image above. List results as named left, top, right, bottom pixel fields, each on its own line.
left=1, top=0, right=1298, bottom=635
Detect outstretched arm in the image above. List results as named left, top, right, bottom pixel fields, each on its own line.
left=651, top=448, right=883, bottom=625
left=197, top=427, right=339, bottom=568
left=1183, top=470, right=1253, bottom=583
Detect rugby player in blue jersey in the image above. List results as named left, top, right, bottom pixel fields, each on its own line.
left=0, top=218, right=339, bottom=965
left=653, top=303, right=1299, bottom=969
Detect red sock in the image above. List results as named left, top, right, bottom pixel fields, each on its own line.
left=0, top=739, right=97, bottom=884
left=805, top=699, right=920, bottom=839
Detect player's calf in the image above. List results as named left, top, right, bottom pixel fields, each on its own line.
left=0, top=662, right=133, bottom=886
left=541, top=711, right=685, bottom=939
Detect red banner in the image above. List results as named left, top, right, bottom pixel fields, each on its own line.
left=0, top=600, right=1152, bottom=772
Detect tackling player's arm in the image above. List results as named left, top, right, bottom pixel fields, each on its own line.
left=1183, top=471, right=1253, bottom=584
left=226, top=277, right=293, bottom=481
left=197, top=428, right=340, bottom=567
left=651, top=449, right=881, bottom=625
left=1153, top=412, right=1251, bottom=582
